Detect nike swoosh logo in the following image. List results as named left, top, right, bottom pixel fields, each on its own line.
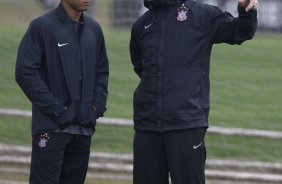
left=193, top=142, right=203, bottom=150
left=58, top=43, right=69, bottom=47
left=144, top=23, right=153, bottom=30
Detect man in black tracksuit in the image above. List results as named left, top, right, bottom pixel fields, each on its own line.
left=130, top=0, right=258, bottom=183
left=15, top=0, right=108, bottom=183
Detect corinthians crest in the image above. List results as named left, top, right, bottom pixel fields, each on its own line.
left=177, top=3, right=189, bottom=22
left=38, top=133, right=50, bottom=148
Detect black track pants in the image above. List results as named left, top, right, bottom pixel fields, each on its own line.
left=133, top=128, right=206, bottom=184
left=29, top=132, right=92, bottom=184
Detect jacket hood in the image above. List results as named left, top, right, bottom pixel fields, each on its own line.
left=144, top=0, right=183, bottom=9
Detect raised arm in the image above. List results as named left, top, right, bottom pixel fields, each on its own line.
left=209, top=0, right=258, bottom=44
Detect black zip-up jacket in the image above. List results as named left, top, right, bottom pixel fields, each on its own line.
left=16, top=4, right=109, bottom=135
left=130, top=0, right=257, bottom=132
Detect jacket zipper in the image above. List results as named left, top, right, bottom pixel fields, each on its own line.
left=157, top=9, right=167, bottom=131
left=75, top=21, right=84, bottom=102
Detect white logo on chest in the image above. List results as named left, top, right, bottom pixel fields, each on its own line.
left=144, top=23, right=153, bottom=30
left=58, top=43, right=69, bottom=47
left=177, top=10, right=188, bottom=22
left=177, top=3, right=189, bottom=22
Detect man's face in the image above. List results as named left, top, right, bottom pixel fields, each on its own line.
left=62, top=0, right=91, bottom=12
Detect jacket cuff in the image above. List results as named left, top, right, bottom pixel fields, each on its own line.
left=92, top=101, right=106, bottom=118
left=238, top=5, right=257, bottom=17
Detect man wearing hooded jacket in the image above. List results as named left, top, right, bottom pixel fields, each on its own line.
left=130, top=0, right=258, bottom=183
left=16, top=0, right=108, bottom=183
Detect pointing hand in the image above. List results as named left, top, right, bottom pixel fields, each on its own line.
left=238, top=0, right=259, bottom=12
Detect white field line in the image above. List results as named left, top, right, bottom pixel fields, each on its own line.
left=1, top=165, right=282, bottom=183
left=86, top=173, right=132, bottom=180
left=1, top=143, right=282, bottom=173
left=0, top=109, right=32, bottom=117
left=0, top=181, right=27, bottom=184
left=205, top=170, right=282, bottom=183
left=1, top=143, right=282, bottom=183
left=1, top=154, right=282, bottom=174
left=0, top=108, right=282, bottom=139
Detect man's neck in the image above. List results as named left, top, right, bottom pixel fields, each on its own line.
left=61, top=2, right=82, bottom=22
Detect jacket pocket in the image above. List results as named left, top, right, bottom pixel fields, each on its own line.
left=185, top=77, right=205, bottom=117
left=54, top=103, right=76, bottom=127
left=79, top=103, right=97, bottom=128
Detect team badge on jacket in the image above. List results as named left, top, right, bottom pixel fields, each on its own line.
left=177, top=3, right=189, bottom=22
left=38, top=133, right=50, bottom=148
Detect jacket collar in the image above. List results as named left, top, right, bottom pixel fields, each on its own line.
left=144, top=0, right=186, bottom=9
left=56, top=3, right=86, bottom=25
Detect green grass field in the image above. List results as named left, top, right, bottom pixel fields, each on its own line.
left=0, top=0, right=281, bottom=164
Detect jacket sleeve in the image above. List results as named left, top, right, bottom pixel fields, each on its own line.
left=208, top=5, right=258, bottom=44
left=93, top=28, right=109, bottom=117
left=15, top=21, right=64, bottom=116
left=130, top=24, right=142, bottom=78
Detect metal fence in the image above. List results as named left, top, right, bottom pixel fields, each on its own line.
left=93, top=0, right=282, bottom=32
left=199, top=0, right=282, bottom=32
left=39, top=0, right=282, bottom=31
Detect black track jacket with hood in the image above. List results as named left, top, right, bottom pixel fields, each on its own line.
left=16, top=4, right=109, bottom=135
left=130, top=0, right=257, bottom=132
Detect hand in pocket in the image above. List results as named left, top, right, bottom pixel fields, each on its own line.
left=79, top=105, right=97, bottom=127
left=55, top=104, right=76, bottom=127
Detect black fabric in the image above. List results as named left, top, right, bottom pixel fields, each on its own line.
left=133, top=128, right=206, bottom=184
left=29, top=132, right=92, bottom=184
left=16, top=3, right=109, bottom=134
left=70, top=20, right=83, bottom=100
left=130, top=1, right=257, bottom=132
